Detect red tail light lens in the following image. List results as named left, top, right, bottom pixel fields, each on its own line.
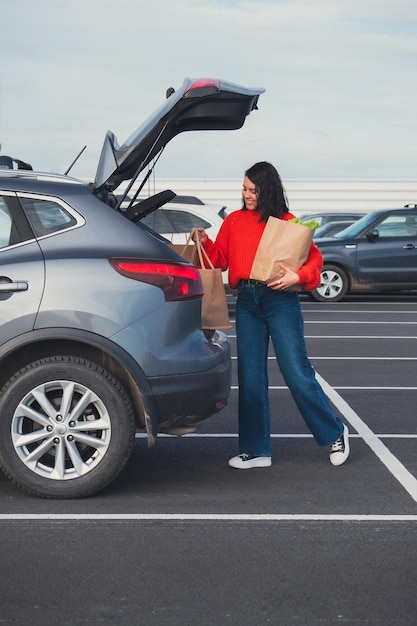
left=109, top=259, right=203, bottom=302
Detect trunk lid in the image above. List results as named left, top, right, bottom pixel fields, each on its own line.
left=93, top=77, right=264, bottom=194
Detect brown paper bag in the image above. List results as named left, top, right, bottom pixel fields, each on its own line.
left=169, top=232, right=199, bottom=266
left=250, top=216, right=314, bottom=284
left=194, top=232, right=231, bottom=330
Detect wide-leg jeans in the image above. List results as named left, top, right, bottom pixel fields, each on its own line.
left=235, top=283, right=344, bottom=457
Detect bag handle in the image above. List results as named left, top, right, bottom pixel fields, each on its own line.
left=182, top=230, right=196, bottom=255
left=191, top=228, right=214, bottom=270
left=172, top=230, right=195, bottom=255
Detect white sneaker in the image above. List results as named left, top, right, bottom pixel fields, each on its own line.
left=228, top=454, right=272, bottom=469
left=329, top=425, right=350, bottom=466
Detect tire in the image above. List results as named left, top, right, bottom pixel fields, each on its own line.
left=0, top=356, right=136, bottom=499
left=311, top=264, right=349, bottom=302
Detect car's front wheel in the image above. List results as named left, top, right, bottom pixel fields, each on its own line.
left=0, top=356, right=136, bottom=498
left=310, top=264, right=349, bottom=302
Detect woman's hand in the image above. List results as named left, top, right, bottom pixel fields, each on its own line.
left=267, top=262, right=300, bottom=290
left=192, top=227, right=208, bottom=244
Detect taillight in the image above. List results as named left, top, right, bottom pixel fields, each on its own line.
left=184, top=79, right=220, bottom=98
left=109, top=259, right=203, bottom=302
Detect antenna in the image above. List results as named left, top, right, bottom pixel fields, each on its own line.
left=64, top=145, right=87, bottom=175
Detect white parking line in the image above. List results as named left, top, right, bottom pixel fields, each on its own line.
left=305, top=336, right=416, bottom=339
left=316, top=372, right=417, bottom=504
left=227, top=335, right=417, bottom=339
left=231, top=386, right=417, bottom=390
left=231, top=356, right=417, bottom=360
left=0, top=513, right=416, bottom=521
left=136, top=433, right=417, bottom=439
left=305, top=321, right=417, bottom=324
left=302, top=309, right=417, bottom=314
left=310, top=357, right=417, bottom=360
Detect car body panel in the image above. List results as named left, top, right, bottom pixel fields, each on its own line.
left=355, top=236, right=417, bottom=287
left=0, top=243, right=45, bottom=342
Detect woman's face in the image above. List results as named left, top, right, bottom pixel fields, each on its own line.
left=242, top=176, right=258, bottom=211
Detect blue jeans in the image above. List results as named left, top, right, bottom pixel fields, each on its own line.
left=236, top=283, right=344, bottom=457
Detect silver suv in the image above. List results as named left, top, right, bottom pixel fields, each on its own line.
left=0, top=77, right=264, bottom=498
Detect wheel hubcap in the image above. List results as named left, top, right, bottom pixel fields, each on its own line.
left=316, top=270, right=344, bottom=299
left=11, top=380, right=112, bottom=481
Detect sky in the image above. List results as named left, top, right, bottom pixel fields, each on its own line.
left=1, top=0, right=417, bottom=185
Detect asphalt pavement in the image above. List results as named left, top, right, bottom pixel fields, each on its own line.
left=0, top=292, right=416, bottom=625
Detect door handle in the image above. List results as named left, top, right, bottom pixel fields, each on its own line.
left=0, top=281, right=29, bottom=292
left=402, top=243, right=417, bottom=250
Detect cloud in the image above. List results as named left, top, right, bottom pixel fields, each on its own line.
left=1, top=0, right=417, bottom=182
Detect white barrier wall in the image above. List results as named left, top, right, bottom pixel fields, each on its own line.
left=133, top=178, right=417, bottom=215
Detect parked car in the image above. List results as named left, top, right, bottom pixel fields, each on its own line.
left=310, top=205, right=417, bottom=302
left=313, top=220, right=357, bottom=239
left=299, top=212, right=366, bottom=228
left=0, top=76, right=264, bottom=498
left=137, top=195, right=225, bottom=243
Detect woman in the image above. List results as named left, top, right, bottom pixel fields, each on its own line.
left=194, top=161, right=349, bottom=469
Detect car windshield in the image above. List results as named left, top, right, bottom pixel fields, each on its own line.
left=333, top=213, right=377, bottom=238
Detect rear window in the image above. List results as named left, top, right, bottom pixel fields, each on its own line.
left=141, top=209, right=211, bottom=234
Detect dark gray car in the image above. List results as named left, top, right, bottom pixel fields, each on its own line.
left=311, top=205, right=417, bottom=301
left=0, top=77, right=264, bottom=498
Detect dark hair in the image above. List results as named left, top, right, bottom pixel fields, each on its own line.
left=244, top=161, right=289, bottom=222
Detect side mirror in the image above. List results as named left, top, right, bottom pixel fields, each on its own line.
left=366, top=229, right=379, bottom=240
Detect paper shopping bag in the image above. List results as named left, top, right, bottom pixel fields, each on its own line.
left=250, top=216, right=314, bottom=284
left=169, top=232, right=199, bottom=265
left=194, top=232, right=231, bottom=330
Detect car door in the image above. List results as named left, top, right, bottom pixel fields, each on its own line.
left=0, top=192, right=45, bottom=344
left=355, top=211, right=417, bottom=286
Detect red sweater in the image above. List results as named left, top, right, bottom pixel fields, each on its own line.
left=203, top=209, right=323, bottom=290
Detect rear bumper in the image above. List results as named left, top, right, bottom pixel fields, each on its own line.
left=148, top=341, right=231, bottom=432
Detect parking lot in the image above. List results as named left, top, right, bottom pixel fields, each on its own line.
left=0, top=293, right=416, bottom=624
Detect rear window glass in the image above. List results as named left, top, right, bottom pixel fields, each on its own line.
left=141, top=209, right=211, bottom=234
left=20, top=197, right=77, bottom=237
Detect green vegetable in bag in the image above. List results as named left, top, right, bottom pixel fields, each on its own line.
left=290, top=217, right=320, bottom=230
